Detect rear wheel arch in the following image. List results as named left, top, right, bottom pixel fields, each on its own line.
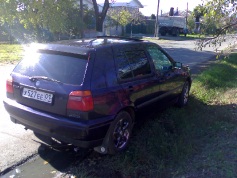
left=95, top=108, right=135, bottom=154
left=122, top=106, right=135, bottom=122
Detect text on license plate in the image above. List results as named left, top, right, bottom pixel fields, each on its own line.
left=22, top=88, right=53, bottom=103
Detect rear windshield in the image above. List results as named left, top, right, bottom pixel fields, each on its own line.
left=13, top=52, right=88, bottom=85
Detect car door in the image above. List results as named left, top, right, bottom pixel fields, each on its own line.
left=146, top=44, right=185, bottom=102
left=113, top=44, right=156, bottom=108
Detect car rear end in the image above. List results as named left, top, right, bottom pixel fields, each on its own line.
left=3, top=44, right=112, bottom=148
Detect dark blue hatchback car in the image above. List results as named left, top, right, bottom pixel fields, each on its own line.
left=4, top=37, right=191, bottom=154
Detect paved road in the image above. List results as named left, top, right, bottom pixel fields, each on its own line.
left=161, top=41, right=215, bottom=65
left=159, top=35, right=236, bottom=67
left=0, top=38, right=233, bottom=174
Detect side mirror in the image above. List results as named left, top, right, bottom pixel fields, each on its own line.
left=173, top=62, right=182, bottom=69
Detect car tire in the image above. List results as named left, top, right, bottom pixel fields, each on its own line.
left=107, top=111, right=133, bottom=155
left=176, top=81, right=190, bottom=107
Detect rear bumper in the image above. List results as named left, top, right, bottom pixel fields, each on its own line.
left=3, top=98, right=114, bottom=148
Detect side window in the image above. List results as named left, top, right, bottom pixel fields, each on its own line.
left=116, top=50, right=151, bottom=80
left=116, top=51, right=133, bottom=80
left=125, top=50, right=151, bottom=78
left=147, top=45, right=172, bottom=72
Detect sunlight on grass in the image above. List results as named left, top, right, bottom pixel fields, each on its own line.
left=0, top=44, right=23, bottom=64
left=191, top=54, right=237, bottom=105
left=180, top=33, right=206, bottom=38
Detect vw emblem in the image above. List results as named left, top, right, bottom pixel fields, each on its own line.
left=35, top=81, right=40, bottom=87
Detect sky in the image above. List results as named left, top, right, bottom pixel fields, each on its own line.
left=139, top=0, right=204, bottom=16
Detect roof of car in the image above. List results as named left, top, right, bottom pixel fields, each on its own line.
left=31, top=36, right=151, bottom=56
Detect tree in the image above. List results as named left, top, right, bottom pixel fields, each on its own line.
left=203, top=0, right=237, bottom=35
left=84, top=9, right=96, bottom=29
left=193, top=4, right=205, bottom=33
left=107, top=7, right=131, bottom=34
left=195, top=0, right=237, bottom=54
left=0, top=1, right=19, bottom=43
left=92, top=0, right=110, bottom=33
left=0, top=0, right=85, bottom=42
left=187, top=15, right=195, bottom=33
left=106, top=6, right=143, bottom=35
left=151, top=14, right=156, bottom=20
left=19, top=0, right=84, bottom=41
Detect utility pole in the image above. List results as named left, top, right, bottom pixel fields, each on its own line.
left=154, top=0, right=160, bottom=38
left=186, top=2, right=188, bottom=29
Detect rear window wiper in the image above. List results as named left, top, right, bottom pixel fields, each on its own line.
left=29, top=76, right=62, bottom=84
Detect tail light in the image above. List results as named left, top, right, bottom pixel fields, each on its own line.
left=67, top=91, right=94, bottom=112
left=6, top=76, right=13, bottom=94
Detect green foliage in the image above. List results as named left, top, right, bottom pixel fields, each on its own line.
left=187, top=15, right=195, bottom=31
left=107, top=6, right=143, bottom=30
left=0, top=0, right=85, bottom=42
left=151, top=14, right=156, bottom=20
left=203, top=0, right=237, bottom=33
left=108, top=7, right=132, bottom=27
left=194, top=0, right=237, bottom=51
left=193, top=4, right=206, bottom=20
left=0, top=1, right=18, bottom=25
left=83, top=9, right=96, bottom=29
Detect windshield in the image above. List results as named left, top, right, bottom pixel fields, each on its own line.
left=14, top=52, right=88, bottom=85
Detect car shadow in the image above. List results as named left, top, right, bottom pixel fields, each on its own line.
left=36, top=142, right=91, bottom=170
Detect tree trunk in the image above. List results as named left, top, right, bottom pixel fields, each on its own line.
left=92, top=0, right=110, bottom=32
left=96, top=15, right=104, bottom=32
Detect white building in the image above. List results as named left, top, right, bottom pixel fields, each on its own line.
left=109, top=0, right=143, bottom=9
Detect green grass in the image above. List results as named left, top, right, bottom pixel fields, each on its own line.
left=143, top=33, right=206, bottom=42
left=0, top=44, right=23, bottom=64
left=180, top=33, right=206, bottom=39
left=192, top=55, right=237, bottom=105
left=64, top=53, right=237, bottom=178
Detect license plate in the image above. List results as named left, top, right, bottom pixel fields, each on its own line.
left=22, top=88, right=53, bottom=104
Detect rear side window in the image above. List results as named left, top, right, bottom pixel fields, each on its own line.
left=13, top=52, right=88, bottom=85
left=116, top=50, right=151, bottom=80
